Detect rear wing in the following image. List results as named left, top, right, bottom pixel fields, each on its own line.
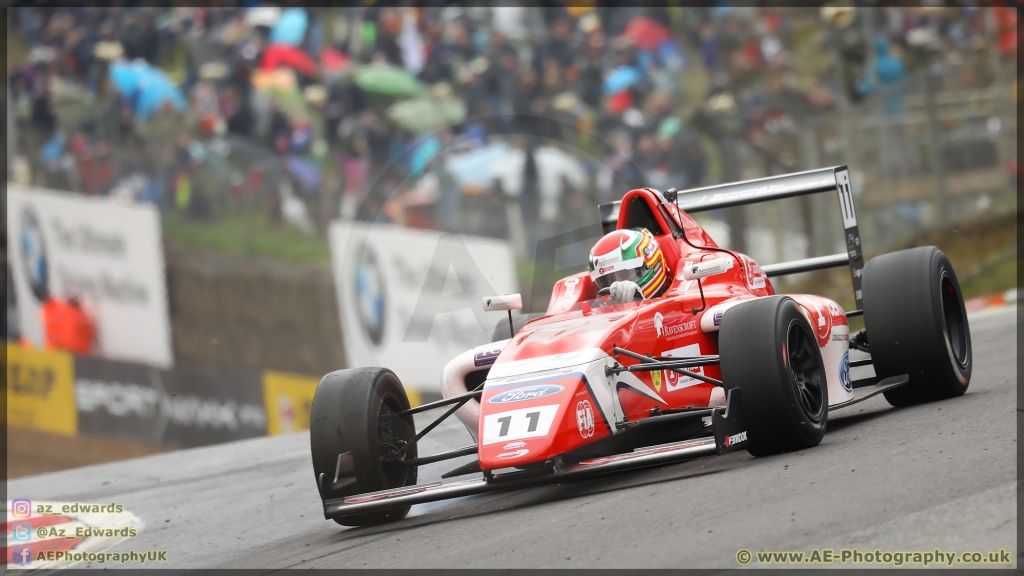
left=672, top=166, right=864, bottom=312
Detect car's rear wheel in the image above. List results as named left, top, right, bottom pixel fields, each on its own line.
left=719, top=296, right=828, bottom=456
left=310, top=367, right=417, bottom=526
left=861, top=246, right=972, bottom=407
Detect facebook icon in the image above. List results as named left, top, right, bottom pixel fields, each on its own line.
left=11, top=545, right=33, bottom=565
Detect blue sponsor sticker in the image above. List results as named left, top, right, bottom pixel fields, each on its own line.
left=488, top=385, right=565, bottom=404
left=474, top=345, right=503, bottom=367
left=839, top=351, right=851, bottom=392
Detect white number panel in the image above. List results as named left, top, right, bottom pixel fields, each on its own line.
left=481, top=405, right=560, bottom=446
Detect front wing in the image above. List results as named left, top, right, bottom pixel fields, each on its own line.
left=323, top=377, right=907, bottom=522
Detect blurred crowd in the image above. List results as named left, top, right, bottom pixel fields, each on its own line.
left=6, top=5, right=1017, bottom=245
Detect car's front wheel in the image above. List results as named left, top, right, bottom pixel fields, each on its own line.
left=719, top=296, right=828, bottom=456
left=310, top=367, right=418, bottom=526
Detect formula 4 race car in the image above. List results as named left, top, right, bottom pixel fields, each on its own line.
left=310, top=166, right=972, bottom=526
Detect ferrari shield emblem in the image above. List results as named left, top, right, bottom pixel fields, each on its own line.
left=651, top=370, right=662, bottom=392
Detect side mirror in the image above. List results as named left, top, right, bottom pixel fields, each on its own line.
left=682, top=258, right=732, bottom=281
left=483, top=293, right=522, bottom=312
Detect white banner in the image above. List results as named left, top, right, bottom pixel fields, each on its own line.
left=329, top=221, right=517, bottom=392
left=6, top=185, right=173, bottom=367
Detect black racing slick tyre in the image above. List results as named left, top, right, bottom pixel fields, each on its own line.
left=719, top=296, right=828, bottom=456
left=862, top=246, right=972, bottom=407
left=310, top=368, right=417, bottom=527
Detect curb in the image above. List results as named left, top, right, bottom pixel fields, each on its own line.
left=964, top=288, right=1019, bottom=312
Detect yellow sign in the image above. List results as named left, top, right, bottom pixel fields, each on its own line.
left=651, top=370, right=662, bottom=393
left=4, top=344, right=77, bottom=436
left=262, top=371, right=319, bottom=436
left=262, top=371, right=423, bottom=435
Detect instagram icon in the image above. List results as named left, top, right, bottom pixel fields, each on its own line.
left=11, top=499, right=32, bottom=518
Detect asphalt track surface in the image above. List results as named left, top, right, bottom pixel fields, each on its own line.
left=9, top=305, right=1017, bottom=569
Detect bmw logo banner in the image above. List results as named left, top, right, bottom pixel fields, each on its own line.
left=329, top=221, right=518, bottom=395
left=6, top=186, right=174, bottom=367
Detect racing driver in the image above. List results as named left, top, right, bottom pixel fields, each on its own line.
left=589, top=228, right=671, bottom=304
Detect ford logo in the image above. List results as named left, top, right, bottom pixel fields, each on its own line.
left=488, top=385, right=565, bottom=404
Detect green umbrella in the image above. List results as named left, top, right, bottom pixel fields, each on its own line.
left=387, top=96, right=466, bottom=133
left=49, top=79, right=95, bottom=132
left=354, top=64, right=425, bottom=97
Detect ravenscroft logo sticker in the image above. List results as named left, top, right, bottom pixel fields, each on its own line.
left=4, top=344, right=77, bottom=436
left=262, top=371, right=318, bottom=435
left=576, top=400, right=595, bottom=438
left=652, top=312, right=697, bottom=340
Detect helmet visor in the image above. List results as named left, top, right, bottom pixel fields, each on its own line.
left=593, top=266, right=644, bottom=291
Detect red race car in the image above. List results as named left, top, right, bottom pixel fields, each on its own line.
left=310, top=166, right=972, bottom=526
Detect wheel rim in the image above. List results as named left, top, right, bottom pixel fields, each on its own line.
left=377, top=400, right=413, bottom=488
left=787, top=319, right=826, bottom=423
left=939, top=274, right=969, bottom=369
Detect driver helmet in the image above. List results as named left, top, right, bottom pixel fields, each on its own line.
left=588, top=228, right=669, bottom=299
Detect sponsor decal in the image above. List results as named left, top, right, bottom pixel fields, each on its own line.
left=502, top=441, right=526, bottom=450
left=599, top=265, right=615, bottom=275
left=713, top=311, right=724, bottom=326
left=740, top=254, right=768, bottom=291
left=576, top=400, right=595, bottom=439
left=653, top=312, right=697, bottom=340
left=651, top=370, right=662, bottom=393
left=562, top=278, right=579, bottom=299
left=839, top=351, right=851, bottom=392
left=487, top=385, right=565, bottom=404
left=495, top=449, right=529, bottom=459
left=723, top=430, right=748, bottom=448
left=474, top=344, right=504, bottom=367
left=6, top=344, right=77, bottom=436
left=262, top=371, right=317, bottom=435
left=20, top=208, right=50, bottom=301
left=663, top=343, right=704, bottom=391
left=354, top=241, right=386, bottom=346
left=593, top=254, right=621, bottom=269
left=481, top=404, right=560, bottom=445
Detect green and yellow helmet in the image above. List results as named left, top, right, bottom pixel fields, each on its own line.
left=588, top=228, right=669, bottom=299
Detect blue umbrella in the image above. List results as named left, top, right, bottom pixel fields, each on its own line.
left=444, top=143, right=515, bottom=189
left=604, top=66, right=642, bottom=95
left=285, top=155, right=322, bottom=194
left=408, top=135, right=441, bottom=178
left=270, top=8, right=308, bottom=46
left=109, top=61, right=188, bottom=119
